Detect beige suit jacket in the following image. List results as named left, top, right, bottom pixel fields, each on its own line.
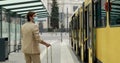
left=21, top=22, right=43, bottom=54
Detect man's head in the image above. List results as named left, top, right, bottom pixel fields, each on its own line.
left=27, top=11, right=36, bottom=22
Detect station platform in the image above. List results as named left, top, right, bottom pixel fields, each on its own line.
left=0, top=33, right=80, bottom=63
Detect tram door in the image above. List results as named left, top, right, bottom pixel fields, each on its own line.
left=77, top=15, right=81, bottom=56
left=84, top=2, right=94, bottom=63
left=80, top=8, right=84, bottom=61
left=71, top=19, right=73, bottom=48
left=88, top=2, right=94, bottom=63
left=83, top=7, right=89, bottom=63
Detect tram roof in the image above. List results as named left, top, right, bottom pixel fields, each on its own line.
left=0, top=0, right=49, bottom=18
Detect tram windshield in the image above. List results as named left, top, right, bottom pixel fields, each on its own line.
left=110, top=0, right=120, bottom=26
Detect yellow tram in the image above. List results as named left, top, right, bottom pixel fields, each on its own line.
left=69, top=0, right=120, bottom=63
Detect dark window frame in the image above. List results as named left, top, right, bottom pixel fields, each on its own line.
left=109, top=0, right=120, bottom=27
left=94, top=0, right=107, bottom=28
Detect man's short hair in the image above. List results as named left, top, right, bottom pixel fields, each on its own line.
left=27, top=11, right=35, bottom=22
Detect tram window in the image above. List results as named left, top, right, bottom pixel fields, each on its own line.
left=69, top=22, right=72, bottom=31
left=71, top=21, right=73, bottom=30
left=72, top=19, right=74, bottom=29
left=72, top=15, right=77, bottom=30
left=73, top=17, right=77, bottom=30
left=110, top=0, right=120, bottom=26
left=76, top=16, right=79, bottom=29
left=78, top=15, right=80, bottom=29
left=95, top=0, right=106, bottom=27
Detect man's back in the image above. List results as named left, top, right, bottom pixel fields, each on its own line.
left=21, top=22, right=40, bottom=54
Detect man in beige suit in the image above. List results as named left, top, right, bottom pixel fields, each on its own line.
left=21, top=12, right=51, bottom=63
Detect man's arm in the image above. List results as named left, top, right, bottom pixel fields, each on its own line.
left=40, top=41, right=51, bottom=47
left=32, top=25, right=50, bottom=47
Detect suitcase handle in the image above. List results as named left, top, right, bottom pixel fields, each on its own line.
left=46, top=46, right=52, bottom=63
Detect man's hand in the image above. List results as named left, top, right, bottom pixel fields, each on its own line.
left=46, top=43, right=51, bottom=47
left=41, top=41, right=51, bottom=47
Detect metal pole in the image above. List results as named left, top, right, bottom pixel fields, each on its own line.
left=60, top=17, right=62, bottom=42
left=14, top=13, right=17, bottom=52
left=67, top=8, right=68, bottom=32
left=60, top=7, right=63, bottom=42
left=0, top=7, right=1, bottom=37
left=47, top=0, right=50, bottom=31
left=0, top=6, right=2, bottom=38
left=7, top=10, right=11, bottom=54
left=61, top=23, right=62, bottom=42
left=19, top=15, right=22, bottom=51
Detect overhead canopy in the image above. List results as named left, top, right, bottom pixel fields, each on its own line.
left=0, top=0, right=49, bottom=18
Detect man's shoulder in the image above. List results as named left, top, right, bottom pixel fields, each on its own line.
left=30, top=23, right=37, bottom=27
left=28, top=23, right=38, bottom=29
left=22, top=23, right=26, bottom=27
left=22, top=22, right=35, bottom=26
left=22, top=22, right=38, bottom=29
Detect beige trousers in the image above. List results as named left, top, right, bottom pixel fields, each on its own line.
left=24, top=54, right=41, bottom=63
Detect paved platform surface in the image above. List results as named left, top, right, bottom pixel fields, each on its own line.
left=0, top=33, right=80, bottom=63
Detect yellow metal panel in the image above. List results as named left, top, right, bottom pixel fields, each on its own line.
left=80, top=7, right=83, bottom=12
left=84, top=0, right=91, bottom=7
left=75, top=10, right=78, bottom=16
left=96, top=28, right=108, bottom=62
left=107, top=27, right=120, bottom=63
left=89, top=48, right=93, bottom=63
left=81, top=43, right=84, bottom=62
left=96, top=27, right=120, bottom=63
